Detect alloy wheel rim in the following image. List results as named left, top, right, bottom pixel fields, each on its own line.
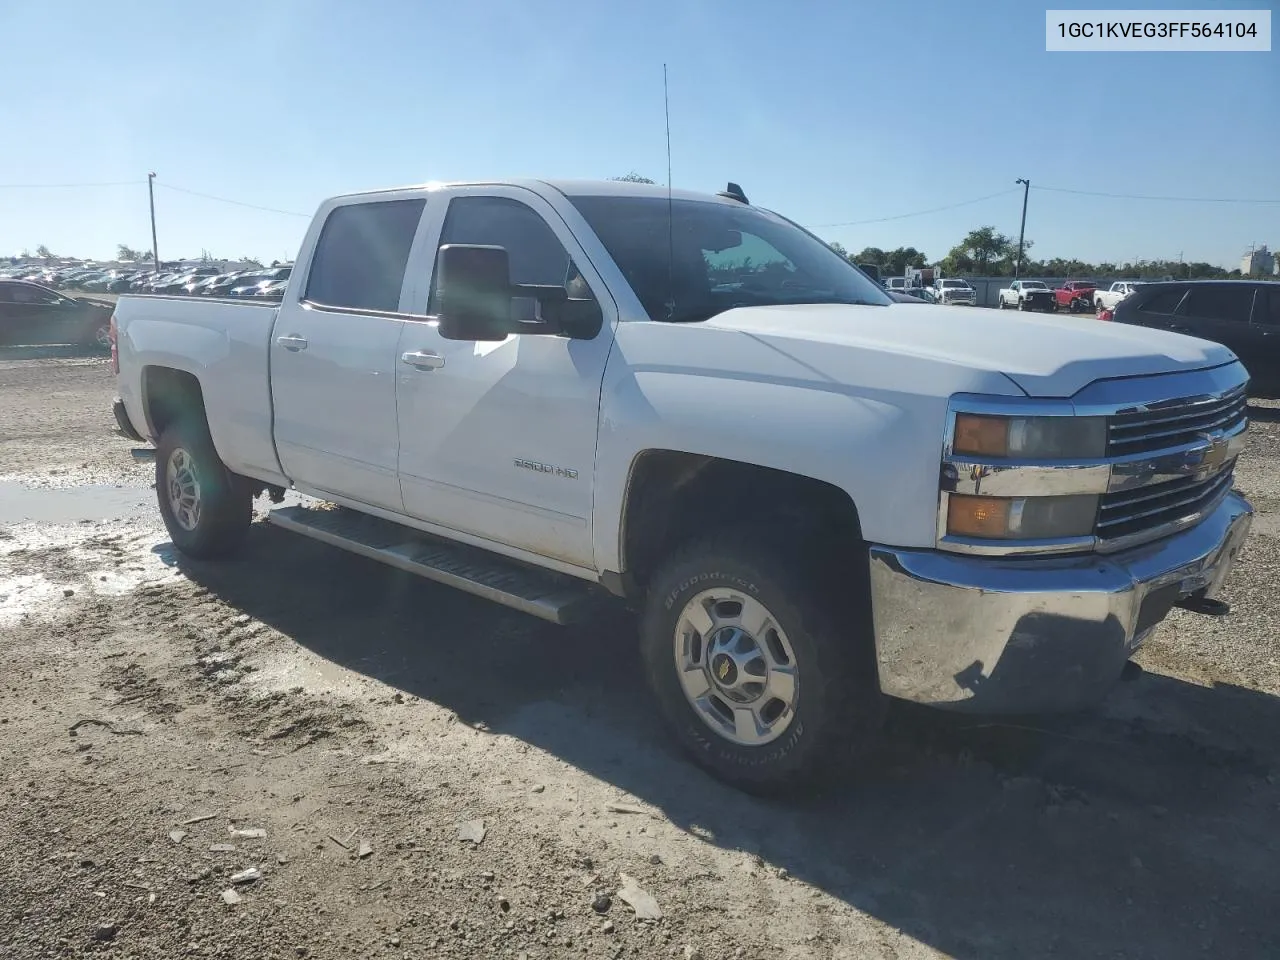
left=672, top=588, right=798, bottom=746
left=166, top=448, right=202, bottom=531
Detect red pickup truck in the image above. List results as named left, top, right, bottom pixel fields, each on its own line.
left=1053, top=281, right=1097, bottom=313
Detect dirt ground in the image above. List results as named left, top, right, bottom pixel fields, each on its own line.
left=2, top=353, right=1279, bottom=960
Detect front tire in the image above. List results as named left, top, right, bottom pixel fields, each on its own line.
left=640, top=528, right=883, bottom=794
left=1018, top=297, right=1027, bottom=311
left=156, top=418, right=252, bottom=560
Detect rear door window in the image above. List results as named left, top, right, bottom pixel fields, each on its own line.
left=1176, top=285, right=1256, bottom=324
left=1259, top=286, right=1280, bottom=327
left=305, top=199, right=426, bottom=312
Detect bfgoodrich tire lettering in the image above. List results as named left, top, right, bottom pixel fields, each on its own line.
left=641, top=528, right=883, bottom=794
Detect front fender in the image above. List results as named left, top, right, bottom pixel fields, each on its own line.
left=591, top=322, right=1026, bottom=573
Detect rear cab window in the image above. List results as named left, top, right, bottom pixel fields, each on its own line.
left=304, top=198, right=427, bottom=312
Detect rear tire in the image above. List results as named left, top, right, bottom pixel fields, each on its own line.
left=997, top=297, right=1006, bottom=309
left=86, top=321, right=111, bottom=353
left=156, top=418, right=252, bottom=560
left=640, top=527, right=883, bottom=795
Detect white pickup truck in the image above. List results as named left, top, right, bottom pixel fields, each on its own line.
left=1095, top=280, right=1144, bottom=312
left=933, top=277, right=977, bottom=306
left=110, top=178, right=1253, bottom=793
left=997, top=279, right=1057, bottom=312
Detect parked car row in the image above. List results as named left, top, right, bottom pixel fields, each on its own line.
left=0, top=263, right=294, bottom=300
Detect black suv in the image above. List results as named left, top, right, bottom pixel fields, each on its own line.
left=1112, top=280, right=1280, bottom=397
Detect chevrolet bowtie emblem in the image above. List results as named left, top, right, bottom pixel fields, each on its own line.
left=1201, top=435, right=1229, bottom=471
left=717, top=659, right=732, bottom=680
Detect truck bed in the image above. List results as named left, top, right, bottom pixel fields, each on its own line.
left=114, top=294, right=285, bottom=485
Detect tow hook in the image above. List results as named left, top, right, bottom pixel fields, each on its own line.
left=1174, top=592, right=1231, bottom=617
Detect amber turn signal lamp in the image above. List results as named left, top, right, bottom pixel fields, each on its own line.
left=947, top=494, right=1012, bottom=538
left=953, top=414, right=1010, bottom=457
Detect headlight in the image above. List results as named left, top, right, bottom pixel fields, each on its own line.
left=947, top=493, right=1098, bottom=539
left=953, top=414, right=1107, bottom=459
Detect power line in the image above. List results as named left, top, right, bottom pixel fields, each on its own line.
left=1034, top=184, right=1280, bottom=204
left=0, top=180, right=143, bottom=189
left=153, top=181, right=311, bottom=218
left=806, top=188, right=1020, bottom=228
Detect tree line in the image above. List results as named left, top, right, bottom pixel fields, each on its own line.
left=16, top=243, right=264, bottom=269
left=607, top=178, right=1257, bottom=282
left=832, top=226, right=1259, bottom=281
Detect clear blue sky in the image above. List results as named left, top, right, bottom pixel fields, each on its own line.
left=1, top=0, right=1275, bottom=267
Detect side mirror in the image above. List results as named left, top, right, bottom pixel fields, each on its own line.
left=435, top=244, right=512, bottom=342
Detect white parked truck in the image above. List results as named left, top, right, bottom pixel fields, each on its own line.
left=1095, top=281, right=1144, bottom=312
left=934, top=277, right=977, bottom=305
left=998, top=279, right=1058, bottom=312
left=110, top=178, right=1252, bottom=792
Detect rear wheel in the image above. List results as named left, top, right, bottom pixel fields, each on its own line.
left=83, top=321, right=111, bottom=352
left=997, top=296, right=1006, bottom=309
left=640, top=527, right=883, bottom=794
left=156, top=418, right=252, bottom=559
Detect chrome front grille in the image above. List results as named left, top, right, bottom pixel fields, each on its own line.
left=939, top=363, right=1250, bottom=558
left=1108, top=387, right=1247, bottom=456
left=1097, top=467, right=1236, bottom=543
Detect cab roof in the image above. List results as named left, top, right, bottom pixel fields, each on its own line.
left=328, top=178, right=745, bottom=207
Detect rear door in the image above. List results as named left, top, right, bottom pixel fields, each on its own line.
left=1247, top=284, right=1280, bottom=396
left=270, top=194, right=428, bottom=512
left=1170, top=283, right=1258, bottom=368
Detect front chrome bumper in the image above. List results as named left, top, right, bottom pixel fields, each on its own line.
left=868, top=491, right=1252, bottom=713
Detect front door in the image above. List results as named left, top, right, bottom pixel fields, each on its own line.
left=270, top=195, right=428, bottom=512
left=0, top=282, right=38, bottom=345
left=395, top=188, right=616, bottom=571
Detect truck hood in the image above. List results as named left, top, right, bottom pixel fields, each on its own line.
left=702, top=302, right=1236, bottom=397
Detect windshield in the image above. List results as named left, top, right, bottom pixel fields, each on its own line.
left=1022, top=281, right=1048, bottom=289
left=941, top=279, right=968, bottom=288
left=567, top=195, right=891, bottom=323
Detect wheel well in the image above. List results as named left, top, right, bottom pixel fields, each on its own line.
left=142, top=367, right=207, bottom=439
left=619, top=451, right=864, bottom=596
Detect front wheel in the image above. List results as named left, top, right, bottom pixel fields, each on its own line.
left=156, top=418, right=252, bottom=559
left=1018, top=297, right=1027, bottom=311
left=640, top=529, right=883, bottom=794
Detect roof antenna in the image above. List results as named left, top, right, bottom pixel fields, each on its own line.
left=664, top=63, right=675, bottom=321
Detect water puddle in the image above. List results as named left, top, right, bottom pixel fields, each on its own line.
left=0, top=482, right=152, bottom=524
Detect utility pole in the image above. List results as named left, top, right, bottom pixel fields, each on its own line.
left=148, top=172, right=159, bottom=271
left=1014, top=178, right=1030, bottom=278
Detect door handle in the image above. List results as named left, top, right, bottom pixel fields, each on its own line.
left=276, top=334, right=308, bottom=351
left=401, top=350, right=445, bottom=370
